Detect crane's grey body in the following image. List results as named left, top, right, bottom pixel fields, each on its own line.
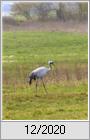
left=32, top=66, right=50, bottom=78
left=28, top=61, right=54, bottom=94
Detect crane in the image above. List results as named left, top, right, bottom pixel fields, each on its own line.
left=28, top=60, right=54, bottom=95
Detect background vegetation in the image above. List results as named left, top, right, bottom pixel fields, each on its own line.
left=10, top=2, right=88, bottom=21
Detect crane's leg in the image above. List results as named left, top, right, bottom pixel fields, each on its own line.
left=35, top=79, right=40, bottom=97
left=41, top=79, right=48, bottom=94
left=35, top=79, right=38, bottom=96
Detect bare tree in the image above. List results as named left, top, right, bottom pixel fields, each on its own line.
left=56, top=3, right=66, bottom=21
left=78, top=3, right=88, bottom=21
left=11, top=2, right=35, bottom=19
left=36, top=3, right=53, bottom=20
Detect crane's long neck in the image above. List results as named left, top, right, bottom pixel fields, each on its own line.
left=48, top=64, right=52, bottom=70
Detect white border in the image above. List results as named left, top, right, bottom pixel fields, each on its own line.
left=1, top=0, right=89, bottom=4
left=88, top=0, right=89, bottom=122
left=1, top=0, right=89, bottom=122
left=1, top=0, right=2, bottom=121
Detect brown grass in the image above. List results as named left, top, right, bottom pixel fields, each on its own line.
left=3, top=20, right=88, bottom=33
left=3, top=63, right=88, bottom=88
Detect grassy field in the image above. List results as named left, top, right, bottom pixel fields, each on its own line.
left=3, top=31, right=88, bottom=120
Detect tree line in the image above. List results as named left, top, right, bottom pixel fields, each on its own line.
left=10, top=2, right=88, bottom=21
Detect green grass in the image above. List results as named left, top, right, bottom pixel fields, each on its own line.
left=3, top=31, right=88, bottom=120
left=3, top=32, right=87, bottom=64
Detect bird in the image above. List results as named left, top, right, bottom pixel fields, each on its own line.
left=28, top=60, right=54, bottom=95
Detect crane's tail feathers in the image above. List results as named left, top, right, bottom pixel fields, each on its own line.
left=28, top=73, right=36, bottom=85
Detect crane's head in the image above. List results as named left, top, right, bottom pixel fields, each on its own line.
left=48, top=60, right=54, bottom=65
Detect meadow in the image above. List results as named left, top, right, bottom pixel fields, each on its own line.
left=3, top=31, right=88, bottom=120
